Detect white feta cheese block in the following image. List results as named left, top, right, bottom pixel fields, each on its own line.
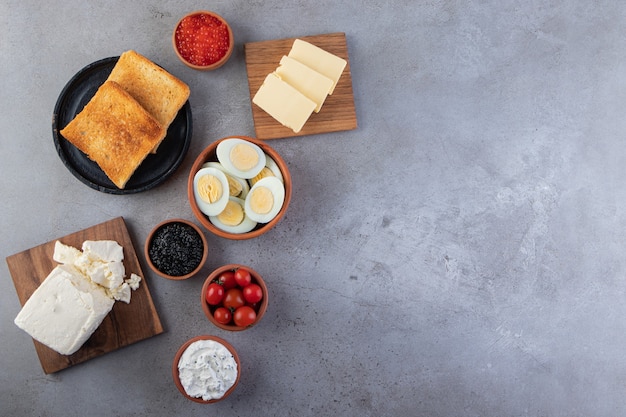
left=14, top=265, right=114, bottom=355
left=82, top=240, right=124, bottom=263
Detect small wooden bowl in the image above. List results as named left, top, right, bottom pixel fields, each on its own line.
left=172, top=10, right=234, bottom=71
left=172, top=335, right=241, bottom=403
left=201, top=264, right=269, bottom=331
left=188, top=136, right=292, bottom=240
left=144, top=218, right=208, bottom=280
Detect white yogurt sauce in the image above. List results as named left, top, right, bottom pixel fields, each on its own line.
left=178, top=339, right=238, bottom=401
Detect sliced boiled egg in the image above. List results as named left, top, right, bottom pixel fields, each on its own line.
left=202, top=161, right=250, bottom=198
left=244, top=176, right=285, bottom=223
left=216, top=138, right=266, bottom=179
left=209, top=197, right=258, bottom=234
left=249, top=154, right=284, bottom=186
left=193, top=167, right=229, bottom=216
left=265, top=155, right=284, bottom=182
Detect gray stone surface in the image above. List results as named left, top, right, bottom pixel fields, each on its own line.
left=2, top=1, right=626, bottom=416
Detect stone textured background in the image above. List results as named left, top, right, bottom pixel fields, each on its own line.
left=2, top=1, right=626, bottom=416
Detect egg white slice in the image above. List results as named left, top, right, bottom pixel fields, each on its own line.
left=216, top=138, right=266, bottom=179
left=264, top=154, right=284, bottom=183
left=249, top=153, right=285, bottom=187
left=244, top=176, right=285, bottom=223
left=202, top=161, right=250, bottom=198
left=209, top=197, right=258, bottom=234
left=193, top=167, right=230, bottom=216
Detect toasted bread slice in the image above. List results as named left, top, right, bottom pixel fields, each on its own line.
left=107, top=50, right=190, bottom=131
left=60, top=81, right=167, bottom=189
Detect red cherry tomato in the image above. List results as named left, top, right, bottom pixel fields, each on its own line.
left=216, top=271, right=237, bottom=290
left=223, top=288, right=245, bottom=310
left=233, top=305, right=256, bottom=327
left=234, top=268, right=252, bottom=287
left=205, top=283, right=225, bottom=305
left=243, top=283, right=263, bottom=304
left=213, top=307, right=232, bottom=325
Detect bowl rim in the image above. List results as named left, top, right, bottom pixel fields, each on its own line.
left=172, top=10, right=234, bottom=71
left=201, top=264, right=269, bottom=331
left=172, top=335, right=241, bottom=403
left=144, top=218, right=208, bottom=280
left=187, top=135, right=292, bottom=240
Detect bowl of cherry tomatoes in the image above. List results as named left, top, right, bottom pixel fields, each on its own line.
left=201, top=264, right=268, bottom=331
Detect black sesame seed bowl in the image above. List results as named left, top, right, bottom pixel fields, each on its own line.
left=144, top=218, right=208, bottom=280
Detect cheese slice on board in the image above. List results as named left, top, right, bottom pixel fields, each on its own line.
left=253, top=73, right=316, bottom=133
left=274, top=55, right=333, bottom=113
left=287, top=39, right=347, bottom=95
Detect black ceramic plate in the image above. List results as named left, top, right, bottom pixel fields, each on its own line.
left=52, top=56, right=192, bottom=194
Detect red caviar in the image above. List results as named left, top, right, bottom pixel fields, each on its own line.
left=175, top=13, right=231, bottom=67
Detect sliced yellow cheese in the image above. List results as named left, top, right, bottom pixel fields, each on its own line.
left=252, top=73, right=316, bottom=133
left=274, top=55, right=333, bottom=113
left=287, top=39, right=347, bottom=95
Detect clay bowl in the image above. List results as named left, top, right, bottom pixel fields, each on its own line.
left=172, top=335, right=241, bottom=403
left=201, top=264, right=269, bottom=331
left=144, top=218, right=208, bottom=280
left=172, top=10, right=234, bottom=71
left=188, top=136, right=292, bottom=240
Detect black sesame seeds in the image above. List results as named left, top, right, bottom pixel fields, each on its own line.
left=148, top=222, right=205, bottom=276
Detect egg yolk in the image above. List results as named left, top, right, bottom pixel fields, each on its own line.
left=249, top=167, right=275, bottom=186
left=217, top=200, right=245, bottom=226
left=225, top=174, right=243, bottom=196
left=230, top=143, right=259, bottom=172
left=249, top=186, right=274, bottom=214
left=197, top=174, right=223, bottom=203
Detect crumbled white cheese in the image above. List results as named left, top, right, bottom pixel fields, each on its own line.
left=109, top=282, right=131, bottom=303
left=127, top=273, right=142, bottom=290
left=52, top=240, right=82, bottom=264
left=82, top=240, right=124, bottom=263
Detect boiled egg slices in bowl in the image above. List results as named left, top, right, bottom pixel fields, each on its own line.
left=245, top=177, right=285, bottom=223
left=193, top=167, right=230, bottom=216
left=189, top=136, right=291, bottom=239
left=216, top=138, right=266, bottom=179
left=249, top=154, right=284, bottom=185
left=209, top=197, right=257, bottom=234
left=202, top=162, right=250, bottom=199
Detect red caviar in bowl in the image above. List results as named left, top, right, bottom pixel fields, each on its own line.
left=174, top=11, right=233, bottom=69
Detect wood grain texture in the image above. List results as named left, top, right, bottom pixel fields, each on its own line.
left=244, top=32, right=357, bottom=140
left=6, top=217, right=163, bottom=374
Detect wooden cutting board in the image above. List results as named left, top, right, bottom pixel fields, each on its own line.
left=6, top=217, right=163, bottom=374
left=244, top=32, right=357, bottom=140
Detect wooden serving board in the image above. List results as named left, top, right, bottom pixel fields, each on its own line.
left=244, top=32, right=357, bottom=140
left=6, top=217, right=163, bottom=374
